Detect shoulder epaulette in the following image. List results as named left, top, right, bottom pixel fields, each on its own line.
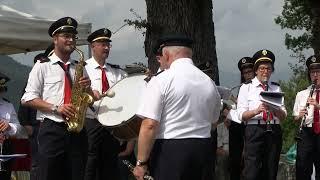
left=244, top=80, right=252, bottom=84
left=271, top=81, right=280, bottom=86
left=144, top=70, right=165, bottom=82
left=40, top=57, right=50, bottom=63
left=2, top=98, right=10, bottom=103
left=107, top=63, right=121, bottom=69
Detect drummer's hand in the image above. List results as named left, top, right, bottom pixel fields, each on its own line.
left=78, top=76, right=91, bottom=90
left=57, top=104, right=76, bottom=119
left=133, top=165, right=148, bottom=180
left=92, top=90, right=102, bottom=101
left=118, top=150, right=130, bottom=157
left=0, top=120, right=10, bottom=132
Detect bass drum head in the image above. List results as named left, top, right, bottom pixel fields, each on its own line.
left=97, top=74, right=147, bottom=128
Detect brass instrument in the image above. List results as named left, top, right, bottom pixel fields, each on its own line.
left=262, top=80, right=273, bottom=133
left=122, top=160, right=154, bottom=180
left=66, top=47, right=93, bottom=133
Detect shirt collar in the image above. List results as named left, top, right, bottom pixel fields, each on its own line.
left=50, top=53, right=72, bottom=65
left=251, top=77, right=271, bottom=88
left=0, top=98, right=5, bottom=105
left=170, top=58, right=194, bottom=68
left=88, top=57, right=107, bottom=69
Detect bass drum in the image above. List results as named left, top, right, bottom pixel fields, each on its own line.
left=97, top=74, right=147, bottom=140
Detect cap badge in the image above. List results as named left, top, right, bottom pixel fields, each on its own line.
left=312, top=56, right=317, bottom=62
left=104, top=28, right=108, bottom=35
left=262, top=50, right=268, bottom=56
left=67, top=18, right=72, bottom=25
left=0, top=79, right=5, bottom=85
left=241, top=58, right=246, bottom=63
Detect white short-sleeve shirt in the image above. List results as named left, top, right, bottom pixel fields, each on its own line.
left=21, top=53, right=83, bottom=123
left=136, top=58, right=221, bottom=139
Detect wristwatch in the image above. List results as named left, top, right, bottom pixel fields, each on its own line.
left=51, top=105, right=59, bottom=114
left=136, top=159, right=148, bottom=167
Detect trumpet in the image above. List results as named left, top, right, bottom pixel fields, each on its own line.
left=295, top=81, right=316, bottom=141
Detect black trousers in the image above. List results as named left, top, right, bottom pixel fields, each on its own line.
left=243, top=124, right=282, bottom=180
left=37, top=119, right=88, bottom=180
left=0, top=140, right=12, bottom=180
left=296, top=127, right=320, bottom=180
left=30, top=123, right=40, bottom=180
left=84, top=118, right=120, bottom=180
left=150, top=138, right=213, bottom=180
left=229, top=121, right=245, bottom=180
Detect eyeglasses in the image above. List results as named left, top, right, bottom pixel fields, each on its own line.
left=310, top=70, right=320, bottom=75
left=242, top=70, right=253, bottom=75
left=258, top=67, right=272, bottom=72
left=58, top=33, right=78, bottom=40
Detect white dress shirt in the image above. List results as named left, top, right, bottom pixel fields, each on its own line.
left=0, top=98, right=21, bottom=135
left=85, top=57, right=127, bottom=119
left=237, top=77, right=287, bottom=124
left=21, top=53, right=84, bottom=123
left=136, top=58, right=221, bottom=139
left=293, top=85, right=317, bottom=127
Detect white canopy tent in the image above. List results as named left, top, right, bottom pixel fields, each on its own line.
left=0, top=5, right=92, bottom=55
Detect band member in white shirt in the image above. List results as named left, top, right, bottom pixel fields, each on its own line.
left=21, top=17, right=97, bottom=180
left=0, top=73, right=22, bottom=180
left=293, top=55, right=320, bottom=179
left=133, top=34, right=221, bottom=180
left=84, top=28, right=127, bottom=180
left=237, top=49, right=287, bottom=180
left=229, top=57, right=254, bottom=180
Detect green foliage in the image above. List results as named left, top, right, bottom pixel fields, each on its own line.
left=275, top=0, right=312, bottom=59
left=279, top=69, right=309, bottom=152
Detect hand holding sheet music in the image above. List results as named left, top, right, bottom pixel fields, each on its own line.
left=260, top=91, right=284, bottom=112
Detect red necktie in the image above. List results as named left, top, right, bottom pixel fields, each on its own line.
left=313, top=90, right=320, bottom=134
left=100, top=67, right=109, bottom=93
left=63, top=64, right=72, bottom=104
left=261, top=84, right=273, bottom=121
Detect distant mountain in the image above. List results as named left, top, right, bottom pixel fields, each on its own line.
left=0, top=55, right=31, bottom=110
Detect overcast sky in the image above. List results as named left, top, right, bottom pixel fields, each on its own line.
left=2, top=0, right=298, bottom=86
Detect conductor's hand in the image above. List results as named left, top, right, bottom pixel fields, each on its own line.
left=57, top=104, right=76, bottom=119
left=134, top=165, right=148, bottom=180
left=78, top=76, right=91, bottom=90
left=0, top=120, right=10, bottom=132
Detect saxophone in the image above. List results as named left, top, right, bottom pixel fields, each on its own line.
left=66, top=46, right=93, bottom=133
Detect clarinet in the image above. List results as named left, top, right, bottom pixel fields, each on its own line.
left=295, top=81, right=316, bottom=141
left=122, top=160, right=154, bottom=180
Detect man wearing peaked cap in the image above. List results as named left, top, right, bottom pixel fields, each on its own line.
left=238, top=56, right=255, bottom=83
left=293, top=54, right=320, bottom=179
left=252, top=49, right=275, bottom=72
left=84, top=28, right=128, bottom=180
left=225, top=56, right=255, bottom=180
left=133, top=34, right=221, bottom=180
left=0, top=73, right=22, bottom=180
left=237, top=49, right=287, bottom=180
left=21, top=17, right=98, bottom=180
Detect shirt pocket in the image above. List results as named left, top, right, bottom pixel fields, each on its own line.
left=44, top=76, right=62, bottom=93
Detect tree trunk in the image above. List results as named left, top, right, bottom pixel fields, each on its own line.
left=144, top=0, right=219, bottom=84
left=309, top=0, right=320, bottom=56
